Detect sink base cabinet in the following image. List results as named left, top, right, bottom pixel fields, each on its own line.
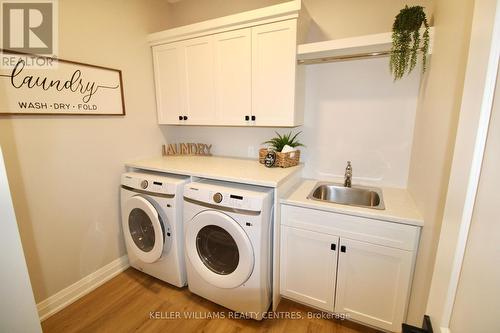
left=280, top=226, right=338, bottom=312
left=280, top=205, right=420, bottom=333
left=335, top=238, right=414, bottom=332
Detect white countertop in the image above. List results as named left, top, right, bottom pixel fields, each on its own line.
left=282, top=179, right=424, bottom=226
left=125, top=155, right=303, bottom=188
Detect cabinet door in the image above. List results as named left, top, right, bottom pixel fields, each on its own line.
left=183, top=36, right=217, bottom=125
left=213, top=28, right=251, bottom=126
left=152, top=42, right=187, bottom=124
left=280, top=226, right=338, bottom=312
left=335, top=238, right=413, bottom=332
left=251, top=20, right=297, bottom=126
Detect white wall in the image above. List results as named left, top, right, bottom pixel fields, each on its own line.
left=166, top=0, right=284, bottom=27
left=449, top=66, right=500, bottom=333
left=163, top=57, right=420, bottom=188
left=168, top=0, right=434, bottom=41
left=300, top=58, right=419, bottom=188
left=0, top=0, right=172, bottom=303
left=425, top=0, right=500, bottom=330
left=303, top=0, right=434, bottom=41
left=404, top=0, right=475, bottom=325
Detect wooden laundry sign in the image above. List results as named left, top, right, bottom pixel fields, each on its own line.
left=162, top=143, right=212, bottom=156
left=0, top=50, right=125, bottom=115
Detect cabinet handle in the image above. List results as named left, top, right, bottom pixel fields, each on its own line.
left=178, top=116, right=183, bottom=120
left=183, top=116, right=188, bottom=120
left=340, top=245, right=346, bottom=253
left=251, top=115, right=256, bottom=121
left=331, top=243, right=336, bottom=251
left=245, top=115, right=250, bottom=121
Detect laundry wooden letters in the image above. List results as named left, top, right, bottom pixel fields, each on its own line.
left=163, top=143, right=212, bottom=156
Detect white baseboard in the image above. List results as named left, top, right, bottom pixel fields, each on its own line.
left=37, top=255, right=129, bottom=321
left=440, top=327, right=451, bottom=333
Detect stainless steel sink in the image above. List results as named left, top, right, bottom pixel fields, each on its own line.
left=307, top=182, right=385, bottom=210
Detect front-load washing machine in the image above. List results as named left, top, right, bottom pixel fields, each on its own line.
left=121, top=171, right=189, bottom=287
left=183, top=179, right=274, bottom=319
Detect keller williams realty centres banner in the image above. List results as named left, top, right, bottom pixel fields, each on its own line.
left=0, top=51, right=125, bottom=115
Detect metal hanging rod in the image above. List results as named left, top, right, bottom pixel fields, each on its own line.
left=297, top=47, right=427, bottom=65
left=297, top=50, right=392, bottom=65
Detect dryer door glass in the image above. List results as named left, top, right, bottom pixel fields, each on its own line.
left=185, top=210, right=254, bottom=289
left=196, top=225, right=239, bottom=275
left=128, top=208, right=156, bottom=252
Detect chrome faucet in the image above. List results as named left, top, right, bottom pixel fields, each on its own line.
left=344, top=161, right=352, bottom=188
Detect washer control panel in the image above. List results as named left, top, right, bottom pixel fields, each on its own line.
left=121, top=172, right=189, bottom=195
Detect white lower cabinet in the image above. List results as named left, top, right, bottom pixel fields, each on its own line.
left=280, top=226, right=338, bottom=312
left=280, top=205, right=420, bottom=333
left=335, top=238, right=413, bottom=332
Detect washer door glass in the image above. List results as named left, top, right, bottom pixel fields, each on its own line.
left=129, top=208, right=159, bottom=252
left=196, top=225, right=239, bottom=275
left=123, top=195, right=166, bottom=263
left=185, top=210, right=254, bottom=289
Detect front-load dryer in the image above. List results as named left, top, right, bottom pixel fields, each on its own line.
left=121, top=171, right=189, bottom=287
left=183, top=179, right=274, bottom=319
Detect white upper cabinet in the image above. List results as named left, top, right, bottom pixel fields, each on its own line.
left=252, top=20, right=298, bottom=127
left=213, top=28, right=252, bottom=126
left=152, top=41, right=187, bottom=125
left=183, top=36, right=217, bottom=125
left=148, top=1, right=303, bottom=126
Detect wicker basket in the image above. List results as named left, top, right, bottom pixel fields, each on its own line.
left=259, top=148, right=269, bottom=164
left=259, top=148, right=300, bottom=168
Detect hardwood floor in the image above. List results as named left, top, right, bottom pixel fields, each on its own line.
left=42, top=268, right=381, bottom=333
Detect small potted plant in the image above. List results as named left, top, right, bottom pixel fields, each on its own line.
left=260, top=131, right=304, bottom=168
left=390, top=5, right=430, bottom=80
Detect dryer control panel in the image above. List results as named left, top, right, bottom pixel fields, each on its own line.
left=184, top=179, right=273, bottom=212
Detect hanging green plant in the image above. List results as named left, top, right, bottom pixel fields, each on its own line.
left=390, top=5, right=430, bottom=80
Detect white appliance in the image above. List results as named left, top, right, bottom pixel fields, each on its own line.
left=183, top=179, right=274, bottom=319
left=121, top=171, right=189, bottom=287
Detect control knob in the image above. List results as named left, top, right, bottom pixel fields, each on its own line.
left=213, top=192, right=223, bottom=203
